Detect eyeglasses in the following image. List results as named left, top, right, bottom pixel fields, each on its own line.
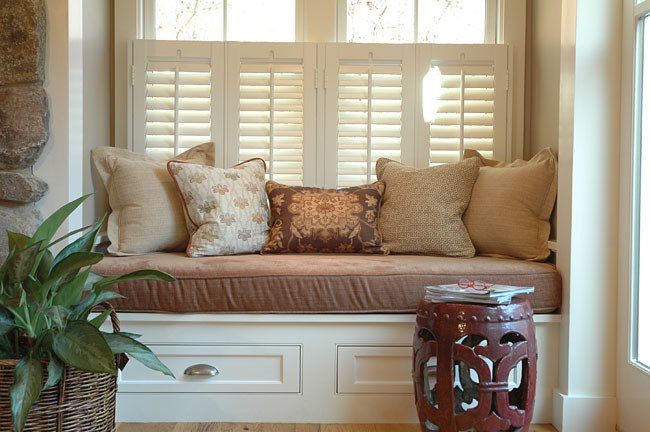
left=457, top=278, right=502, bottom=290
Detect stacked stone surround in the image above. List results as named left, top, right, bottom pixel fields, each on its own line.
left=0, top=0, right=49, bottom=259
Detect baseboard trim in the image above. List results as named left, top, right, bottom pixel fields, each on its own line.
left=553, top=389, right=617, bottom=432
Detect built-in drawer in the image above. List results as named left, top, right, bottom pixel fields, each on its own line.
left=337, top=345, right=413, bottom=394
left=118, top=344, right=301, bottom=393
left=336, top=345, right=522, bottom=395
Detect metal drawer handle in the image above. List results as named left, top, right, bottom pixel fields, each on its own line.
left=184, top=364, right=219, bottom=377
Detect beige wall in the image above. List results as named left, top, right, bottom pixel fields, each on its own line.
left=82, top=0, right=113, bottom=226
left=526, top=0, right=562, bottom=158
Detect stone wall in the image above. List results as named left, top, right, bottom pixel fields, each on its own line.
left=0, top=0, right=49, bottom=259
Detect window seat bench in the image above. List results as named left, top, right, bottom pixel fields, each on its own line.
left=94, top=253, right=562, bottom=314
left=92, top=253, right=562, bottom=425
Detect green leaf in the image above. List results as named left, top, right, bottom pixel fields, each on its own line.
left=43, top=356, right=64, bottom=389
left=102, top=332, right=174, bottom=378
left=26, top=194, right=92, bottom=249
left=6, top=242, right=41, bottom=284
left=22, top=275, right=42, bottom=304
left=93, top=270, right=175, bottom=294
left=41, top=306, right=70, bottom=330
left=70, top=291, right=124, bottom=320
left=89, top=307, right=113, bottom=328
left=9, top=357, right=43, bottom=432
left=35, top=249, right=53, bottom=284
left=0, top=307, right=14, bottom=337
left=47, top=223, right=95, bottom=249
left=51, top=215, right=106, bottom=270
left=52, top=270, right=90, bottom=308
left=119, top=331, right=142, bottom=339
left=7, top=232, right=30, bottom=252
left=48, top=252, right=103, bottom=281
left=52, top=321, right=116, bottom=376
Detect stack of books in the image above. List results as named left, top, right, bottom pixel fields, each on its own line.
left=424, top=284, right=535, bottom=305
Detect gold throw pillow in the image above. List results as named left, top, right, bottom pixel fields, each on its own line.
left=91, top=143, right=215, bottom=255
left=376, top=157, right=480, bottom=257
left=462, top=148, right=558, bottom=261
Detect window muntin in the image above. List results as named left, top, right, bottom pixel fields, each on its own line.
left=153, top=0, right=295, bottom=42
left=344, top=0, right=488, bottom=44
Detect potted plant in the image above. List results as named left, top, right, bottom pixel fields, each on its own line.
left=0, top=195, right=175, bottom=432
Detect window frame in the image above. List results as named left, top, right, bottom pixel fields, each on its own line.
left=336, top=0, right=499, bottom=44
left=142, top=0, right=306, bottom=42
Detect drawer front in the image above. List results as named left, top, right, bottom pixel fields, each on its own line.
left=118, top=345, right=301, bottom=393
left=337, top=345, right=413, bottom=394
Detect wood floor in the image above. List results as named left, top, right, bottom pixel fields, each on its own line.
left=116, top=424, right=557, bottom=432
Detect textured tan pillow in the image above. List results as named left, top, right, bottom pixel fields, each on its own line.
left=462, top=148, right=558, bottom=261
left=262, top=181, right=388, bottom=255
left=91, top=143, right=215, bottom=255
left=376, top=157, right=480, bottom=257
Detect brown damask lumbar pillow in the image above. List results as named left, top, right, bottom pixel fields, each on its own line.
left=262, top=181, right=389, bottom=255
left=462, top=148, right=558, bottom=261
left=376, top=157, right=480, bottom=257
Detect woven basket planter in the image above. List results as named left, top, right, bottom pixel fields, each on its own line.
left=0, top=307, right=120, bottom=432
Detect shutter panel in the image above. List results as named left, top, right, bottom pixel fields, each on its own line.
left=325, top=44, right=416, bottom=188
left=133, top=41, right=225, bottom=164
left=227, top=43, right=317, bottom=186
left=428, top=64, right=495, bottom=164
left=416, top=44, right=508, bottom=166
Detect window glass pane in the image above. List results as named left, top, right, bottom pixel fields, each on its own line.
left=418, top=0, right=486, bottom=43
left=155, top=0, right=224, bottom=40
left=346, top=0, right=415, bottom=43
left=227, top=0, right=295, bottom=42
left=637, top=16, right=650, bottom=369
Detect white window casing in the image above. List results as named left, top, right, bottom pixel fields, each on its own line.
left=226, top=43, right=317, bottom=186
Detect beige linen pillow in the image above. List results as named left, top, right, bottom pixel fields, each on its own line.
left=168, top=158, right=269, bottom=257
left=376, top=157, right=480, bottom=257
left=91, top=143, right=215, bottom=255
left=462, top=148, right=558, bottom=261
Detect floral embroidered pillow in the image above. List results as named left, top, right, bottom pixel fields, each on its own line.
left=168, top=158, right=269, bottom=257
left=261, top=181, right=389, bottom=255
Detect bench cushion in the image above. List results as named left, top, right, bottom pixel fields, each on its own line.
left=94, top=253, right=562, bottom=314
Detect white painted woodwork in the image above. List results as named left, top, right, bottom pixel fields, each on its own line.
left=336, top=346, right=413, bottom=394
left=119, top=345, right=301, bottom=393
left=108, top=313, right=560, bottom=424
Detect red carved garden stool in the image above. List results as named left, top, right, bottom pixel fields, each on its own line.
left=412, top=298, right=537, bottom=432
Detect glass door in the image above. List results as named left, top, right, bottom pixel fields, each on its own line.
left=618, top=1, right=650, bottom=429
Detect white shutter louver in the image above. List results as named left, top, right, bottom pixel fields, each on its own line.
left=428, top=64, right=495, bottom=165
left=337, top=62, right=403, bottom=187
left=238, top=62, right=305, bottom=185
left=144, top=62, right=212, bottom=159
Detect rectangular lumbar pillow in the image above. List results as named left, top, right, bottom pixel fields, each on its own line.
left=91, top=143, right=215, bottom=255
left=168, top=158, right=269, bottom=257
left=376, top=157, right=480, bottom=257
left=262, top=181, right=388, bottom=255
left=462, top=148, right=558, bottom=261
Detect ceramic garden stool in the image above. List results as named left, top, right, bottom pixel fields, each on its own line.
left=412, top=298, right=537, bottom=432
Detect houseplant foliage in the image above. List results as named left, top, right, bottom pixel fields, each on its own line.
left=0, top=195, right=175, bottom=432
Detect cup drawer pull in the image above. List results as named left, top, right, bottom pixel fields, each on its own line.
left=184, top=364, right=219, bottom=377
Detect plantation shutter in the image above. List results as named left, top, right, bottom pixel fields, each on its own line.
left=132, top=41, right=225, bottom=164
left=226, top=43, right=317, bottom=186
left=417, top=45, right=508, bottom=165
left=324, top=44, right=416, bottom=188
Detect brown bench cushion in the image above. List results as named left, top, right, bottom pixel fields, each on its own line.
left=94, top=253, right=562, bottom=314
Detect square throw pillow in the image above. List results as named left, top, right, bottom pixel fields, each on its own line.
left=91, top=143, right=215, bottom=256
left=168, top=158, right=269, bottom=257
left=262, top=181, right=388, bottom=255
left=376, top=157, right=480, bottom=257
left=462, top=148, right=558, bottom=261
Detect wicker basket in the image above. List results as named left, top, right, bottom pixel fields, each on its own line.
left=0, top=306, right=120, bottom=432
